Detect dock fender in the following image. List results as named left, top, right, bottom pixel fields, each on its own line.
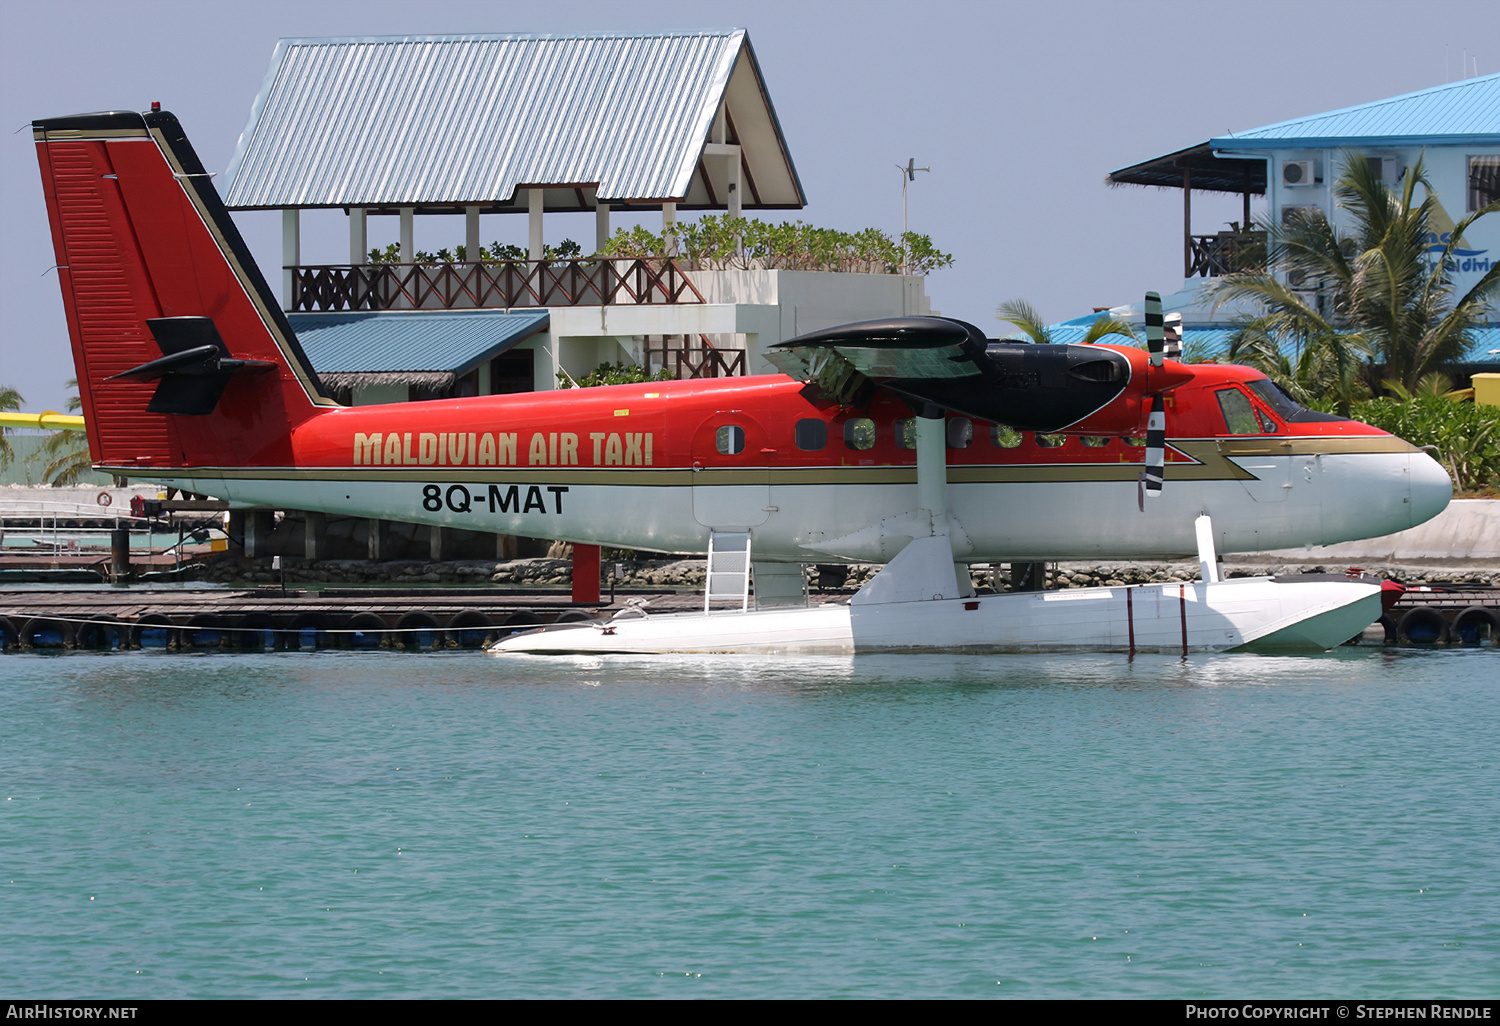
left=1451, top=605, right=1499, bottom=647
left=445, top=610, right=495, bottom=650
left=1397, top=605, right=1449, bottom=645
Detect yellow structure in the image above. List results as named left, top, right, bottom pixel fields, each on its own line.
left=0, top=410, right=86, bottom=430
left=1473, top=373, right=1500, bottom=407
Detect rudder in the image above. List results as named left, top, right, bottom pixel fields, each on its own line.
left=33, top=108, right=334, bottom=474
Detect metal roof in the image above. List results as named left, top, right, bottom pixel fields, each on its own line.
left=1107, top=142, right=1267, bottom=194
left=1211, top=74, right=1500, bottom=150
left=222, top=31, right=805, bottom=212
left=287, top=310, right=549, bottom=376
left=1109, top=75, right=1500, bottom=193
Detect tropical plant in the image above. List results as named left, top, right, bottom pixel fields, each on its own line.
left=996, top=299, right=1138, bottom=345
left=601, top=217, right=953, bottom=275
left=1208, top=153, right=1499, bottom=400
left=1, top=384, right=23, bottom=467
left=40, top=379, right=92, bottom=486
left=558, top=362, right=675, bottom=389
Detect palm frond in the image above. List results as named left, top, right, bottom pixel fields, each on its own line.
left=996, top=299, right=1051, bottom=344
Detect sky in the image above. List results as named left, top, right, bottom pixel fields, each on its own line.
left=1, top=0, right=1493, bottom=411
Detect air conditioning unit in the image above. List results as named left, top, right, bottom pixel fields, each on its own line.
left=1367, top=155, right=1399, bottom=183
left=1282, top=160, right=1319, bottom=187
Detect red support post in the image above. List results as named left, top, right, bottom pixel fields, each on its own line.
left=572, top=543, right=601, bottom=604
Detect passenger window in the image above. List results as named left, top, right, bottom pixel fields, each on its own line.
left=1124, top=434, right=1145, bottom=447
left=795, top=418, right=827, bottom=451
left=843, top=417, right=876, bottom=451
left=1081, top=436, right=1110, bottom=448
left=1035, top=433, right=1067, bottom=448
left=1217, top=389, right=1262, bottom=434
left=991, top=424, right=1022, bottom=448
left=947, top=418, right=973, bottom=449
left=894, top=418, right=916, bottom=450
left=716, top=424, right=746, bottom=455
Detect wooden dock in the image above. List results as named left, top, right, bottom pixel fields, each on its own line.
left=0, top=580, right=1493, bottom=652
left=0, top=585, right=653, bottom=651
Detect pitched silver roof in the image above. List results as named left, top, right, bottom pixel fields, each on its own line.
left=222, top=31, right=805, bottom=212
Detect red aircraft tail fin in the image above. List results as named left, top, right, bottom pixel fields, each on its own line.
left=32, top=108, right=334, bottom=474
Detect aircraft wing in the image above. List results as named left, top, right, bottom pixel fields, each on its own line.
left=768, top=316, right=1134, bottom=432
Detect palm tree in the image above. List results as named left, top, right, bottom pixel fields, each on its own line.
left=1, top=384, right=23, bottom=468
left=997, top=299, right=1139, bottom=345
left=1208, top=153, right=1499, bottom=403
left=40, top=379, right=93, bottom=486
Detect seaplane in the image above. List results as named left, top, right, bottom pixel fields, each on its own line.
left=29, top=107, right=1453, bottom=655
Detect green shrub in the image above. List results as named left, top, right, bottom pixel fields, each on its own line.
left=558, top=362, right=675, bottom=389
left=600, top=216, right=953, bottom=275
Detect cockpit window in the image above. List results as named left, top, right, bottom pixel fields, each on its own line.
left=1245, top=378, right=1301, bottom=420
left=1244, top=377, right=1349, bottom=423
left=1217, top=388, right=1278, bottom=434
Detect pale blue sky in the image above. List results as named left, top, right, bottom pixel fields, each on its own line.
left=2, top=0, right=1492, bottom=410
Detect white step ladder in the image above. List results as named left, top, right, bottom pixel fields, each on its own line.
left=704, top=530, right=752, bottom=613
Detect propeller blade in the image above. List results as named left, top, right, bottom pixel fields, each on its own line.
left=1144, top=291, right=1164, bottom=368
left=1137, top=393, right=1166, bottom=510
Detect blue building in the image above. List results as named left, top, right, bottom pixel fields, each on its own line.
left=1058, top=74, right=1500, bottom=366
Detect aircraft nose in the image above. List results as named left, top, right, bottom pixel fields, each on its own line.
left=1409, top=450, right=1453, bottom=528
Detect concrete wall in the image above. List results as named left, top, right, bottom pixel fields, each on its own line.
left=539, top=269, right=935, bottom=382
left=1246, top=498, right=1500, bottom=563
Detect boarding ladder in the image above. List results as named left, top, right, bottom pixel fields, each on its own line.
left=704, top=531, right=752, bottom=613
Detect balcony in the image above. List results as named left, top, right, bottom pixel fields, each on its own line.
left=1186, top=231, right=1266, bottom=278
left=288, top=257, right=705, bottom=312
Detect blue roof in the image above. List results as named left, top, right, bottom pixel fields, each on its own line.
left=1039, top=320, right=1500, bottom=364
left=1211, top=73, right=1500, bottom=150
left=287, top=310, right=549, bottom=375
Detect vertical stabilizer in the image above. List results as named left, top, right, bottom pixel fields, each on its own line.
left=33, top=108, right=333, bottom=474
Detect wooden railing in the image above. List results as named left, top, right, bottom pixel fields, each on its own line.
left=644, top=336, right=747, bottom=379
left=288, top=257, right=705, bottom=312
left=1186, top=231, right=1266, bottom=278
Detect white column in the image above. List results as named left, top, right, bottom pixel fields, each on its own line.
left=465, top=206, right=481, bottom=261
left=348, top=208, right=366, bottom=264
left=595, top=200, right=611, bottom=254
left=281, top=208, right=300, bottom=309
left=662, top=201, right=677, bottom=255
left=399, top=207, right=414, bottom=263
left=528, top=188, right=544, bottom=260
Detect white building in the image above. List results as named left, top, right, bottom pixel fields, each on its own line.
left=221, top=31, right=934, bottom=403
left=1059, top=73, right=1499, bottom=363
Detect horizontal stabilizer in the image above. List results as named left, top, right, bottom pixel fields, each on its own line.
left=106, top=316, right=276, bottom=416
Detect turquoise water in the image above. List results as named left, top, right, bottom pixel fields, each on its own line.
left=2, top=648, right=1496, bottom=998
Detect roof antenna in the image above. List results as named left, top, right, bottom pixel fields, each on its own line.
left=897, top=157, right=930, bottom=274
